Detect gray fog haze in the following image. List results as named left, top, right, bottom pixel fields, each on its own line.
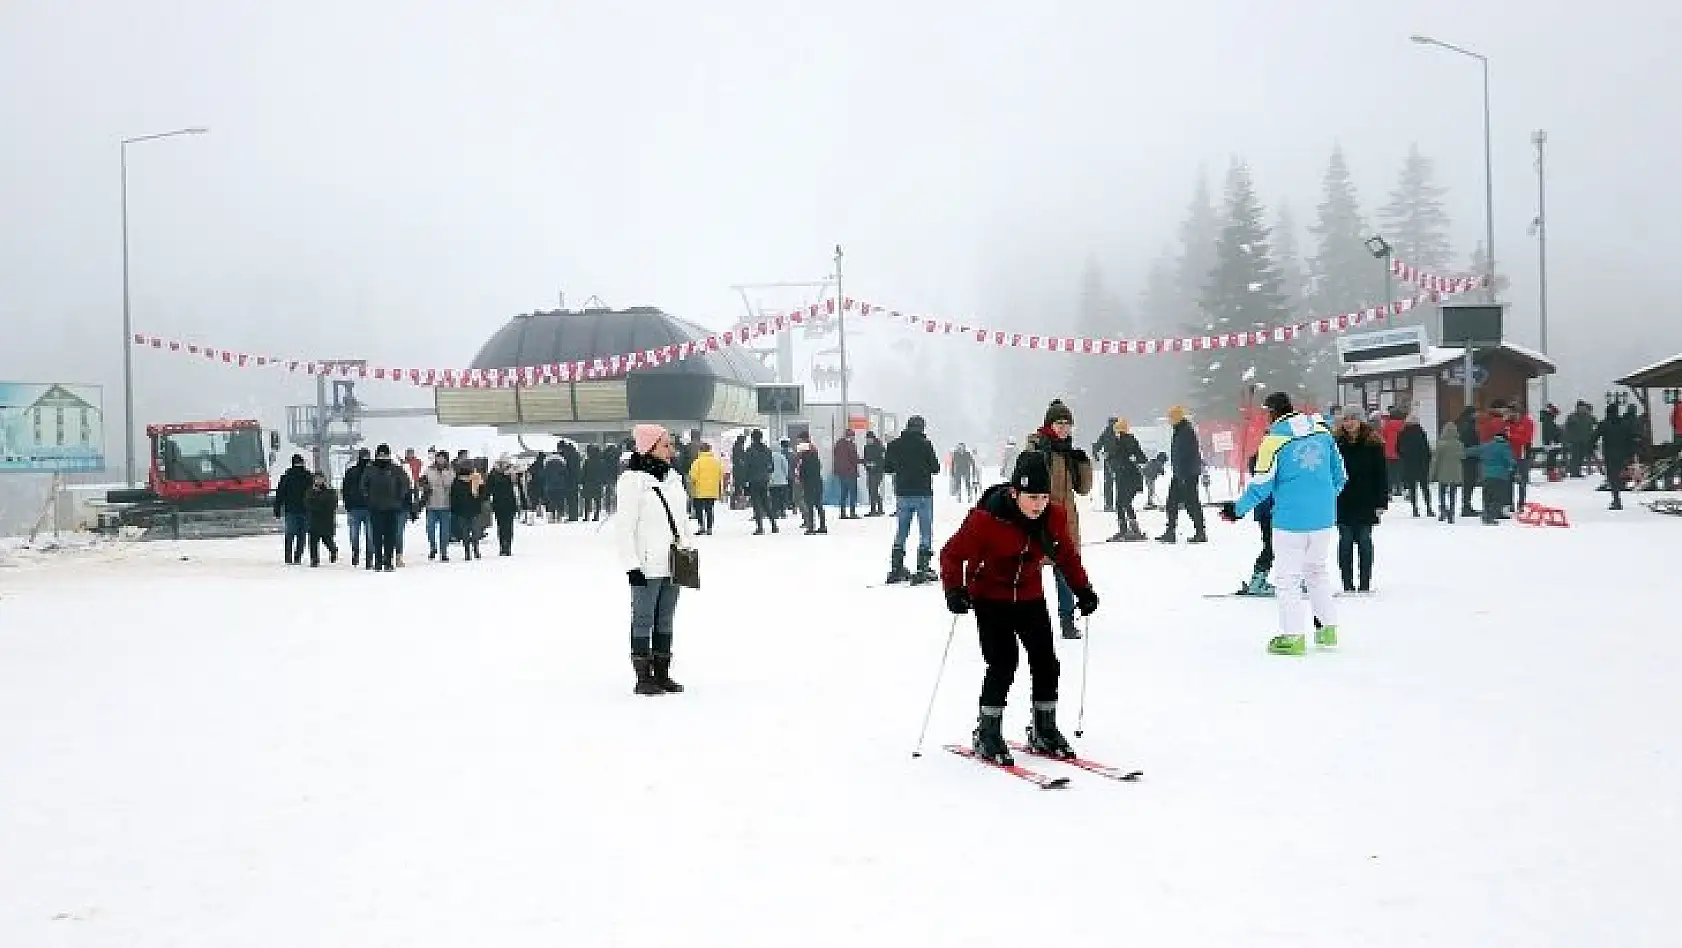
left=3, top=0, right=1680, bottom=528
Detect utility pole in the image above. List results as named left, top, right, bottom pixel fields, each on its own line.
left=1533, top=129, right=1550, bottom=407
left=834, top=245, right=851, bottom=435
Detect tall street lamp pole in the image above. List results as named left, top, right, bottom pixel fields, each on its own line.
left=1532, top=129, right=1550, bottom=407
left=834, top=245, right=851, bottom=437
left=121, top=126, right=209, bottom=486
left=1410, top=35, right=1495, bottom=304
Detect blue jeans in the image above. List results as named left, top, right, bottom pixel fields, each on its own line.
left=893, top=495, right=935, bottom=552
left=630, top=578, right=681, bottom=654
left=345, top=508, right=371, bottom=560
left=283, top=511, right=308, bottom=562
left=426, top=509, right=452, bottom=554
left=838, top=477, right=858, bottom=514
left=1052, top=567, right=1074, bottom=621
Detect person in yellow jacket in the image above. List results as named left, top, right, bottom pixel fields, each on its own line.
left=688, top=442, right=724, bottom=535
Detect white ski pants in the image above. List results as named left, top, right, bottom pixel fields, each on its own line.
left=1272, top=527, right=1337, bottom=637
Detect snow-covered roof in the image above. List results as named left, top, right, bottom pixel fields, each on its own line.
left=1338, top=343, right=1556, bottom=382
left=1615, top=352, right=1682, bottom=389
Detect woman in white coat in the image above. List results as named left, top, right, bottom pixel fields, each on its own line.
left=616, top=424, right=695, bottom=696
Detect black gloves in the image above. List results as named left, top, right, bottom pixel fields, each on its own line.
left=1074, top=587, right=1099, bottom=617
left=1069, top=448, right=1091, bottom=468
left=627, top=569, right=648, bottom=587
left=1219, top=502, right=1238, bottom=522
left=945, top=588, right=971, bottom=615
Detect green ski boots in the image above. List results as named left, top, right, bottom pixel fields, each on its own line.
left=1267, top=633, right=1307, bottom=656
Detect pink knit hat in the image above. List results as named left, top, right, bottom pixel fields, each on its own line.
left=632, top=424, right=666, bottom=454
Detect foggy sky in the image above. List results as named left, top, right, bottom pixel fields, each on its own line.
left=4, top=0, right=1682, bottom=486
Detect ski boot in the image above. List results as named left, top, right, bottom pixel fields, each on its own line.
left=1026, top=702, right=1076, bottom=759
left=1187, top=530, right=1209, bottom=544
left=1242, top=570, right=1275, bottom=596
left=972, top=708, right=1013, bottom=765
left=1059, top=614, right=1082, bottom=639
left=651, top=651, right=685, bottom=693
left=910, top=548, right=938, bottom=585
left=1156, top=529, right=1176, bottom=544
left=1106, top=530, right=1127, bottom=543
left=885, top=547, right=911, bottom=584
left=631, top=654, right=663, bottom=695
left=1267, top=633, right=1307, bottom=656
left=1314, top=624, right=1339, bottom=648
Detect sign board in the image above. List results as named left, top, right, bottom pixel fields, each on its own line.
left=0, top=382, right=106, bottom=473
left=1210, top=431, right=1235, bottom=452
left=1441, top=303, right=1505, bottom=346
left=1441, top=363, right=1490, bottom=388
left=849, top=415, right=870, bottom=432
left=1336, top=326, right=1430, bottom=365
left=755, top=384, right=804, bottom=416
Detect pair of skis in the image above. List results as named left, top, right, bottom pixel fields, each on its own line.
left=944, top=743, right=1143, bottom=789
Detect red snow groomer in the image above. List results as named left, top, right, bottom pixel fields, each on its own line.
left=101, top=419, right=282, bottom=539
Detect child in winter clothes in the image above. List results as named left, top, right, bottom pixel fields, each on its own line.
left=940, top=452, right=1099, bottom=767
left=304, top=473, right=340, bottom=567
left=1480, top=432, right=1516, bottom=524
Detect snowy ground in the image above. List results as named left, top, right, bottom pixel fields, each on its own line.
left=3, top=480, right=1680, bottom=946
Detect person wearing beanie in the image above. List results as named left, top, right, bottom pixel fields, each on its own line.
left=273, top=453, right=314, bottom=565
left=797, top=437, right=828, bottom=534
left=1219, top=391, right=1346, bottom=656
left=359, top=443, right=412, bottom=571
left=341, top=447, right=373, bottom=567
left=940, top=450, right=1099, bottom=766
left=1103, top=418, right=1150, bottom=543
left=883, top=414, right=942, bottom=583
left=863, top=430, right=887, bottom=516
left=1022, top=398, right=1094, bottom=638
left=740, top=428, right=778, bottom=534
left=615, top=424, right=694, bottom=696
left=1159, top=405, right=1208, bottom=543
left=485, top=455, right=519, bottom=556
left=833, top=428, right=862, bottom=518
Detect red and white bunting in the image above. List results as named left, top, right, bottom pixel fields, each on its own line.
left=1389, top=258, right=1488, bottom=296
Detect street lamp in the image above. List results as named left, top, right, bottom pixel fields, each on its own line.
left=1410, top=34, right=1495, bottom=304
left=121, top=126, right=209, bottom=486
left=834, top=244, right=852, bottom=436
left=1530, top=129, right=1550, bottom=407
left=1365, top=234, right=1393, bottom=325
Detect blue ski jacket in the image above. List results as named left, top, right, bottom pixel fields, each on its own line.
left=1233, top=413, right=1347, bottom=532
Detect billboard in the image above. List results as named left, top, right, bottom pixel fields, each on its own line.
left=0, top=383, right=106, bottom=473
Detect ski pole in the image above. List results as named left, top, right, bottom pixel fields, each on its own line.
left=911, top=615, right=960, bottom=758
left=1074, top=614, right=1092, bottom=737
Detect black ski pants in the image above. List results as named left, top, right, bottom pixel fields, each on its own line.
left=694, top=498, right=716, bottom=533
left=1461, top=458, right=1482, bottom=512
left=802, top=481, right=826, bottom=531
left=974, top=598, right=1060, bottom=708
left=308, top=530, right=338, bottom=566
left=1164, top=475, right=1205, bottom=534
left=370, top=510, right=401, bottom=569
left=867, top=472, right=885, bottom=514
left=494, top=507, right=515, bottom=554
left=1253, top=510, right=1274, bottom=575
left=749, top=482, right=775, bottom=528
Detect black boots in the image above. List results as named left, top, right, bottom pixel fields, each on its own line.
left=972, top=707, right=1012, bottom=765
left=651, top=652, right=683, bottom=693
left=632, top=655, right=662, bottom=696
left=910, top=548, right=937, bottom=585
left=1060, top=615, right=1082, bottom=639
left=1026, top=702, right=1076, bottom=759
left=1187, top=530, right=1209, bottom=544
left=885, top=547, right=911, bottom=584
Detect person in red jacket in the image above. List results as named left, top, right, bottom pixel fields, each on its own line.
left=1379, top=412, right=1406, bottom=497
left=832, top=429, right=863, bottom=519
left=1506, top=405, right=1537, bottom=508
left=940, top=452, right=1099, bottom=767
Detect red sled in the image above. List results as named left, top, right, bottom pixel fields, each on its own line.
left=1517, top=502, right=1570, bottom=527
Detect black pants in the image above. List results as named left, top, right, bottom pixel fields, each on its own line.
left=1606, top=457, right=1627, bottom=506
left=371, top=510, right=401, bottom=569
left=1513, top=454, right=1531, bottom=508
left=1387, top=459, right=1404, bottom=496
left=750, top=482, right=775, bottom=528
left=1406, top=478, right=1434, bottom=516
left=1115, top=485, right=1141, bottom=535
left=1102, top=467, right=1117, bottom=510
left=494, top=507, right=515, bottom=554
left=1482, top=478, right=1511, bottom=523
left=1254, top=512, right=1274, bottom=575
left=802, top=483, right=826, bottom=531
left=1461, top=459, right=1482, bottom=512
left=1164, top=476, right=1205, bottom=533
left=1337, top=523, right=1374, bottom=590
left=308, top=530, right=338, bottom=566
left=1438, top=484, right=1459, bottom=522
left=694, top=498, right=716, bottom=532
left=975, top=599, right=1060, bottom=708
left=583, top=487, right=604, bottom=520
left=867, top=472, right=884, bottom=514
left=564, top=483, right=580, bottom=520
left=1567, top=442, right=1586, bottom=477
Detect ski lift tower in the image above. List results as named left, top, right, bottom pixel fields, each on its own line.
left=287, top=360, right=437, bottom=475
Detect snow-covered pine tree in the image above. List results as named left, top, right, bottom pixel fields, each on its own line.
left=1379, top=144, right=1455, bottom=272
left=1188, top=160, right=1301, bottom=418
left=1309, top=144, right=1380, bottom=315
left=1064, top=255, right=1139, bottom=424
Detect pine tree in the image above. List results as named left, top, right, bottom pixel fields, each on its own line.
left=1273, top=204, right=1308, bottom=311
left=1309, top=144, right=1380, bottom=315
left=1379, top=144, right=1454, bottom=272
left=1188, top=160, right=1301, bottom=417
left=1468, top=241, right=1510, bottom=298
left=1177, top=171, right=1221, bottom=310
left=1065, top=255, right=1137, bottom=419
left=1130, top=251, right=1185, bottom=423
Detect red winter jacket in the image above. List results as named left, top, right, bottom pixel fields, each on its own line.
left=1506, top=415, right=1536, bottom=459
left=1380, top=417, right=1405, bottom=462
left=832, top=435, right=862, bottom=478
left=1477, top=411, right=1509, bottom=446
left=940, top=486, right=1090, bottom=603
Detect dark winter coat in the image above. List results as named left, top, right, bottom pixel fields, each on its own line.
left=741, top=440, right=774, bottom=486
left=1335, top=427, right=1390, bottom=527
left=542, top=456, right=567, bottom=494
left=1456, top=409, right=1481, bottom=449
left=863, top=437, right=885, bottom=475
left=361, top=459, right=411, bottom=513
left=1397, top=422, right=1432, bottom=481
left=883, top=429, right=941, bottom=498
left=832, top=436, right=862, bottom=479
left=273, top=465, right=313, bottom=516
left=1023, top=426, right=1094, bottom=547
left=1170, top=419, right=1203, bottom=479
left=1092, top=422, right=1119, bottom=468
left=952, top=448, right=977, bottom=481
left=449, top=474, right=482, bottom=519
left=1597, top=410, right=1635, bottom=466
left=797, top=448, right=824, bottom=498
left=1112, top=431, right=1148, bottom=494
left=485, top=469, right=517, bottom=513
left=1564, top=409, right=1597, bottom=447
left=528, top=454, right=548, bottom=503
left=581, top=448, right=610, bottom=490
left=940, top=484, right=1091, bottom=604
left=1541, top=410, right=1563, bottom=447
left=340, top=460, right=371, bottom=511
left=305, top=484, right=339, bottom=535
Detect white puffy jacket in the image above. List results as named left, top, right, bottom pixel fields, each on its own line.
left=615, top=464, right=695, bottom=577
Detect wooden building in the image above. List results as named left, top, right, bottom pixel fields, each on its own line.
left=1336, top=342, right=1556, bottom=436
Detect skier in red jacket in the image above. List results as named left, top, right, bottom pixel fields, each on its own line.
left=1506, top=406, right=1537, bottom=508
left=940, top=452, right=1099, bottom=766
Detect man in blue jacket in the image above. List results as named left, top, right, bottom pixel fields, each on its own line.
left=1220, top=392, right=1348, bottom=656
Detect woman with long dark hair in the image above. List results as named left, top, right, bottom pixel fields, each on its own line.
left=1334, top=412, right=1389, bottom=593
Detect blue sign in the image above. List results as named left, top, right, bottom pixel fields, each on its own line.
left=1441, top=364, right=1490, bottom=388
left=0, top=382, right=106, bottom=473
